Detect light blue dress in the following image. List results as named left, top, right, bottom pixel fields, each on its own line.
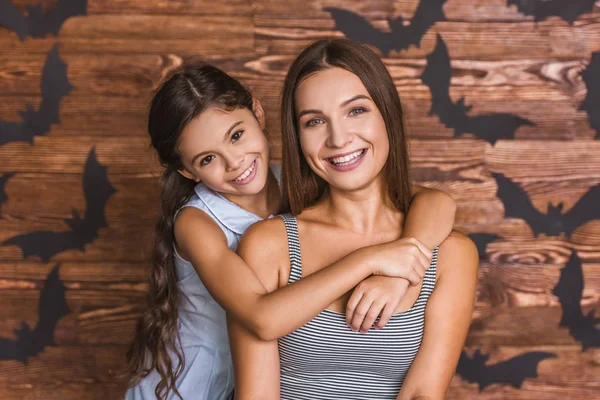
left=125, top=165, right=280, bottom=400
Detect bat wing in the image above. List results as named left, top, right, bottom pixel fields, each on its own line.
left=398, top=0, right=447, bottom=50
left=420, top=34, right=455, bottom=126
left=0, top=0, right=28, bottom=40
left=507, top=0, right=595, bottom=24
left=492, top=172, right=549, bottom=236
left=29, top=265, right=70, bottom=358
left=0, top=172, right=15, bottom=211
left=0, top=45, right=72, bottom=146
left=563, top=184, right=600, bottom=236
left=535, top=0, right=595, bottom=25
left=66, top=147, right=116, bottom=244
left=455, top=350, right=483, bottom=384
left=324, top=8, right=391, bottom=54
left=2, top=231, right=84, bottom=262
left=468, top=233, right=500, bottom=258
left=2, top=148, right=114, bottom=261
left=460, top=113, right=534, bottom=144
left=552, top=251, right=585, bottom=325
left=486, top=351, right=556, bottom=389
left=29, top=0, right=87, bottom=38
left=0, top=337, right=20, bottom=361
left=33, top=44, right=73, bottom=140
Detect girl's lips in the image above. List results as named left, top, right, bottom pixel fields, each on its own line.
left=230, top=158, right=258, bottom=185
left=326, top=149, right=367, bottom=172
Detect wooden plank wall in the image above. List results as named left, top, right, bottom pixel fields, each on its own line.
left=0, top=0, right=599, bottom=398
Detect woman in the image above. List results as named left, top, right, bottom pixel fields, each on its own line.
left=125, top=64, right=458, bottom=399
left=228, top=38, right=479, bottom=399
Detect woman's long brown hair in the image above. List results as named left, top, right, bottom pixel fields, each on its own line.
left=279, top=38, right=412, bottom=216
left=125, top=63, right=253, bottom=400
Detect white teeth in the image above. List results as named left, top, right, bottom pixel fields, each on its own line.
left=234, top=161, right=255, bottom=182
left=330, top=150, right=364, bottom=165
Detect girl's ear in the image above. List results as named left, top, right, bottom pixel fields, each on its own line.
left=177, top=168, right=200, bottom=182
left=252, top=98, right=266, bottom=129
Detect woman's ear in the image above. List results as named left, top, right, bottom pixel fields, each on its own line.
left=252, top=98, right=266, bottom=129
left=177, top=168, right=200, bottom=182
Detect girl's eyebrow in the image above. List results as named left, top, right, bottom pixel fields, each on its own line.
left=191, top=120, right=243, bottom=164
left=297, top=94, right=371, bottom=120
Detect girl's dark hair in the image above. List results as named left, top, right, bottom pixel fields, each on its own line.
left=125, top=63, right=253, bottom=399
left=279, top=38, right=412, bottom=215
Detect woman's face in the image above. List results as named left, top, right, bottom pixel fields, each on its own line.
left=177, top=104, right=271, bottom=197
left=294, top=67, right=389, bottom=193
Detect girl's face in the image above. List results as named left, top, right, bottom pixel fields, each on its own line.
left=177, top=102, right=271, bottom=197
left=294, top=67, right=390, bottom=193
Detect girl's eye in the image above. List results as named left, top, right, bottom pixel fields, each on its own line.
left=200, top=155, right=215, bottom=166
left=305, top=118, right=324, bottom=128
left=231, top=130, right=244, bottom=142
left=349, top=107, right=366, bottom=116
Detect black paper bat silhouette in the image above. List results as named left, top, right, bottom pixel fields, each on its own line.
left=0, top=44, right=72, bottom=146
left=2, top=147, right=116, bottom=261
left=580, top=51, right=600, bottom=140
left=456, top=349, right=556, bottom=391
left=493, top=172, right=600, bottom=237
left=552, top=251, right=600, bottom=350
left=420, top=35, right=534, bottom=144
left=0, top=172, right=15, bottom=213
left=469, top=233, right=501, bottom=259
left=0, top=265, right=70, bottom=363
left=507, top=0, right=596, bottom=25
left=324, top=0, right=447, bottom=55
left=0, top=0, right=87, bottom=41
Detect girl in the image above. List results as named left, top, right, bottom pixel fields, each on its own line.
left=228, top=39, right=479, bottom=399
left=125, top=64, right=457, bottom=399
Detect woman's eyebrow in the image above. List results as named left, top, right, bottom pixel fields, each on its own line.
left=297, top=94, right=371, bottom=120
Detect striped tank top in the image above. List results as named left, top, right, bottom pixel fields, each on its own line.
left=277, top=214, right=438, bottom=400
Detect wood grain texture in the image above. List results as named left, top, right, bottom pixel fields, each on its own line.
left=0, top=0, right=599, bottom=398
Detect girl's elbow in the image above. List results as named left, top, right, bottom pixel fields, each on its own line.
left=245, top=315, right=280, bottom=341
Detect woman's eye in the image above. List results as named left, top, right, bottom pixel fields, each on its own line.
left=349, top=107, right=366, bottom=116
left=231, top=130, right=244, bottom=142
left=306, top=118, right=324, bottom=128
left=200, top=155, right=215, bottom=166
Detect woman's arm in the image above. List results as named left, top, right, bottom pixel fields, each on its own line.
left=175, top=207, right=431, bottom=341
left=396, top=231, right=479, bottom=400
left=345, top=186, right=457, bottom=332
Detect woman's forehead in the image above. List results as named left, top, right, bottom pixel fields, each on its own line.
left=295, top=68, right=370, bottom=109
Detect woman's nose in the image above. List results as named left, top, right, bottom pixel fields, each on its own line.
left=326, top=121, right=353, bottom=148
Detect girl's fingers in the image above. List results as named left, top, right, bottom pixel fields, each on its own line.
left=345, top=288, right=364, bottom=325
left=359, top=300, right=385, bottom=333
left=375, top=301, right=396, bottom=329
left=409, top=237, right=433, bottom=260
left=350, top=296, right=374, bottom=332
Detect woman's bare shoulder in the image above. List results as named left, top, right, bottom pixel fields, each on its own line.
left=436, top=230, right=479, bottom=280
left=237, top=217, right=291, bottom=291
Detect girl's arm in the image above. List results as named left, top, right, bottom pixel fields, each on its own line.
left=345, top=186, right=457, bottom=332
left=226, top=233, right=283, bottom=399
left=396, top=231, right=479, bottom=400
left=406, top=185, right=456, bottom=250
left=228, top=314, right=280, bottom=399
left=175, top=207, right=431, bottom=341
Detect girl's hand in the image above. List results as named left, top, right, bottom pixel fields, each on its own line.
left=369, top=237, right=432, bottom=282
left=346, top=276, right=410, bottom=333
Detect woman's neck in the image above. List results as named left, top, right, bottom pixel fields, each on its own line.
left=319, top=175, right=403, bottom=235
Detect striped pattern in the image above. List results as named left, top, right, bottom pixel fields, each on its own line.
left=278, top=214, right=438, bottom=400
